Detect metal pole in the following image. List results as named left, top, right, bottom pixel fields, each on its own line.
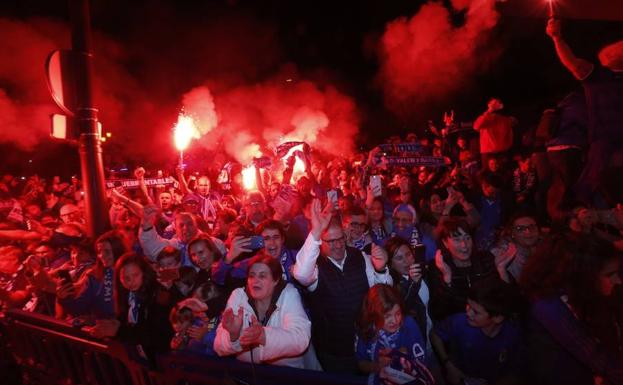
left=69, top=0, right=110, bottom=237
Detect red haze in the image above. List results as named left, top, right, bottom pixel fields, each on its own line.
left=182, top=73, right=360, bottom=165
left=377, top=0, right=500, bottom=119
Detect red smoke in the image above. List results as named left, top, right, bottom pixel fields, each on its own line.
left=0, top=19, right=65, bottom=148
left=377, top=0, right=500, bottom=119
left=0, top=9, right=359, bottom=169
left=181, top=73, right=359, bottom=165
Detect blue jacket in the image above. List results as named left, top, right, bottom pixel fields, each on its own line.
left=58, top=269, right=115, bottom=320
left=211, top=248, right=298, bottom=286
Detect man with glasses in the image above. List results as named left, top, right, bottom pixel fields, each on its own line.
left=240, top=191, right=268, bottom=232
left=492, top=212, right=541, bottom=284
left=293, top=199, right=391, bottom=374
left=342, top=206, right=371, bottom=251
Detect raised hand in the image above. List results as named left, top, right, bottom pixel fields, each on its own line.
left=408, top=263, right=422, bottom=283
left=435, top=249, right=452, bottom=285
left=546, top=18, right=561, bottom=39
left=370, top=243, right=389, bottom=272
left=134, top=167, right=146, bottom=180
left=493, top=241, right=517, bottom=283
left=239, top=315, right=265, bottom=347
left=310, top=198, right=333, bottom=241
left=222, top=307, right=244, bottom=342
left=226, top=236, right=252, bottom=264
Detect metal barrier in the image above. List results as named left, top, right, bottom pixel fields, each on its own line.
left=1, top=310, right=159, bottom=385
left=1, top=310, right=367, bottom=385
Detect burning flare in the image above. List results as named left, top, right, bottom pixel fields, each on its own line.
left=242, top=165, right=257, bottom=191
left=173, top=113, right=199, bottom=152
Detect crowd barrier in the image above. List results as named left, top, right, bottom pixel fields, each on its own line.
left=1, top=309, right=367, bottom=385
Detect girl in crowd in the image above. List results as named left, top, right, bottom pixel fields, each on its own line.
left=188, top=235, right=223, bottom=285
left=57, top=230, right=128, bottom=320
left=384, top=236, right=430, bottom=342
left=355, top=284, right=433, bottom=385
left=366, top=196, right=391, bottom=246
left=521, top=234, right=623, bottom=385
left=214, top=254, right=315, bottom=369
left=84, top=252, right=173, bottom=363
left=428, top=218, right=497, bottom=321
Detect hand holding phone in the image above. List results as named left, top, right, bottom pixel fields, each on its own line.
left=327, top=190, right=339, bottom=210
left=249, top=235, right=265, bottom=250
left=370, top=175, right=382, bottom=197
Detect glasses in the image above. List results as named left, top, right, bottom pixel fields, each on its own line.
left=322, top=236, right=345, bottom=245
left=513, top=224, right=538, bottom=233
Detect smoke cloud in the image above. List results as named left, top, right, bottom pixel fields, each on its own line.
left=0, top=18, right=65, bottom=148
left=182, top=74, right=359, bottom=165
left=0, top=6, right=359, bottom=169
left=377, top=0, right=500, bottom=119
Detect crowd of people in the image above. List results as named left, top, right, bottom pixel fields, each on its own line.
left=1, top=18, right=623, bottom=385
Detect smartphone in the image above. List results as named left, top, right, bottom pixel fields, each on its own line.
left=157, top=267, right=180, bottom=282
left=57, top=269, right=72, bottom=284
left=249, top=235, right=265, bottom=250
left=370, top=175, right=382, bottom=197
left=327, top=190, right=339, bottom=210
left=414, top=245, right=426, bottom=265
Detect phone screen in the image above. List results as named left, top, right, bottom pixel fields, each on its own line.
left=327, top=190, right=338, bottom=209
left=414, top=245, right=426, bottom=265
left=249, top=236, right=265, bottom=250
left=370, top=175, right=382, bottom=197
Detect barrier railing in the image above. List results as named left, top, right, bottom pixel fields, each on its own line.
left=1, top=310, right=367, bottom=385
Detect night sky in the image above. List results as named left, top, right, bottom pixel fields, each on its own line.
left=1, top=0, right=622, bottom=177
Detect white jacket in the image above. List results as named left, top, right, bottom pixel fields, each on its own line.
left=214, top=283, right=312, bottom=369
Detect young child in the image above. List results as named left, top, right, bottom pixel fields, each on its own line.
left=431, top=279, right=524, bottom=385
left=169, top=298, right=208, bottom=351
left=355, top=284, right=433, bottom=385
left=182, top=281, right=228, bottom=356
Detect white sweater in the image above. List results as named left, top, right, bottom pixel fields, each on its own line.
left=214, top=283, right=312, bottom=369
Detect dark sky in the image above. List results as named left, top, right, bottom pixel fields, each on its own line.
left=1, top=0, right=622, bottom=177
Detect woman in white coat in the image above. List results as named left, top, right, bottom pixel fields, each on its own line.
left=214, top=253, right=313, bottom=369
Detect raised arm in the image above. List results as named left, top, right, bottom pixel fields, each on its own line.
left=546, top=18, right=594, bottom=80
left=176, top=165, right=190, bottom=196
left=292, top=199, right=332, bottom=288
left=134, top=167, right=154, bottom=205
